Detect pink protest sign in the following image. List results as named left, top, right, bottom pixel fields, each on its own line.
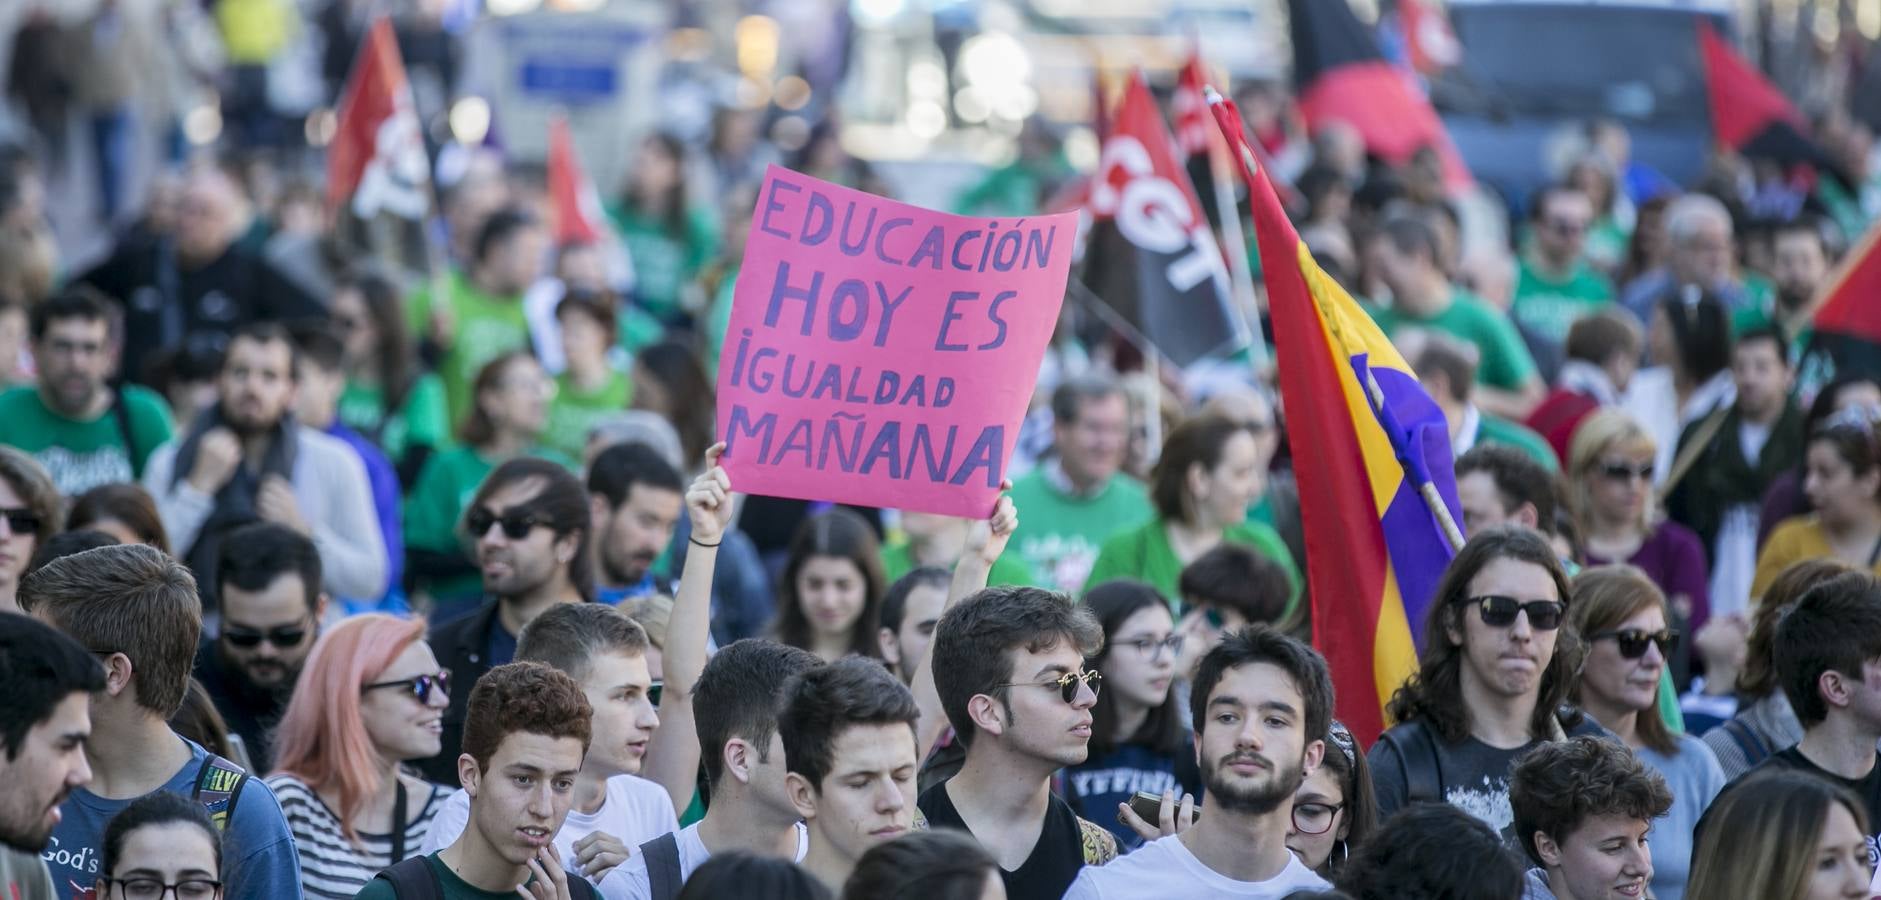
left=716, top=166, right=1075, bottom=518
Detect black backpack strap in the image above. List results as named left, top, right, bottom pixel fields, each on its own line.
left=188, top=753, right=251, bottom=831
left=1378, top=721, right=1444, bottom=805
left=568, top=876, right=597, bottom=900
left=373, top=856, right=443, bottom=900
left=638, top=832, right=684, bottom=900
left=1720, top=718, right=1771, bottom=766
left=108, top=387, right=141, bottom=477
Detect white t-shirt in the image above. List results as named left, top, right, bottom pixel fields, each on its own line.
left=419, top=774, right=680, bottom=882
left=1061, top=835, right=1329, bottom=899
left=597, top=820, right=810, bottom=900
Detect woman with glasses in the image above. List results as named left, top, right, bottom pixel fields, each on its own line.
left=95, top=792, right=223, bottom=900
left=1567, top=566, right=1724, bottom=900
left=0, top=446, right=59, bottom=615
left=266, top=614, right=453, bottom=898
left=1065, top=580, right=1200, bottom=850
left=1285, top=721, right=1377, bottom=878
left=1568, top=410, right=1710, bottom=634
left=1754, top=411, right=1881, bottom=597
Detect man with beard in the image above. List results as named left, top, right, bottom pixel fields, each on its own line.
left=417, top=457, right=594, bottom=785
left=0, top=613, right=102, bottom=899
left=142, top=323, right=385, bottom=609
left=1064, top=625, right=1332, bottom=897
left=1741, top=216, right=1836, bottom=396
left=921, top=585, right=1114, bottom=897
left=192, top=522, right=326, bottom=772
left=585, top=443, right=683, bottom=605
left=0, top=288, right=174, bottom=496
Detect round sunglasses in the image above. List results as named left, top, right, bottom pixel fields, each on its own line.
left=993, top=669, right=1103, bottom=704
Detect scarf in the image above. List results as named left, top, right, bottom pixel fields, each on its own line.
left=171, top=404, right=298, bottom=602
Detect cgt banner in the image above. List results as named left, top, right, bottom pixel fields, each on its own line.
left=716, top=166, right=1075, bottom=517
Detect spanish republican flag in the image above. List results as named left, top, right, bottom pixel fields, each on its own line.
left=1208, top=94, right=1464, bottom=744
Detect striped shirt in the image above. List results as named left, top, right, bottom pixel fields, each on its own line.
left=266, top=772, right=451, bottom=899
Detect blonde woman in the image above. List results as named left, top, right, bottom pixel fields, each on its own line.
left=1686, top=770, right=1872, bottom=900
left=1567, top=409, right=1710, bottom=630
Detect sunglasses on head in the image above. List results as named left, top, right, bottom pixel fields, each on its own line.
left=0, top=507, right=41, bottom=535
left=1590, top=628, right=1679, bottom=660
left=363, top=671, right=451, bottom=706
left=1599, top=461, right=1655, bottom=483
left=994, top=669, right=1103, bottom=704
left=222, top=622, right=310, bottom=649
left=465, top=507, right=550, bottom=541
left=1464, top=595, right=1566, bottom=630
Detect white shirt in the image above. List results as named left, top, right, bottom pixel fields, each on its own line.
left=1062, top=834, right=1328, bottom=899
left=1620, top=367, right=1736, bottom=488
left=419, top=774, right=679, bottom=882
left=597, top=821, right=809, bottom=900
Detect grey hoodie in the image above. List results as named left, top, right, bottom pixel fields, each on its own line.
left=1524, top=869, right=1558, bottom=900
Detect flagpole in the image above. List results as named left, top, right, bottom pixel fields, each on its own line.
left=1210, top=156, right=1268, bottom=367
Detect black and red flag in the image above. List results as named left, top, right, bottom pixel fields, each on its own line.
left=327, top=17, right=430, bottom=221
left=1287, top=0, right=1470, bottom=191
left=1800, top=223, right=1881, bottom=384
left=1697, top=22, right=1841, bottom=180
left=1399, top=0, right=1462, bottom=77
left=1081, top=71, right=1246, bottom=367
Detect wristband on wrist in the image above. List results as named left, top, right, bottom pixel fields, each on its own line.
left=689, top=536, right=721, bottom=548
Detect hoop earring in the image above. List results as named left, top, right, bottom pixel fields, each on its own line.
left=1338, top=840, right=1348, bottom=865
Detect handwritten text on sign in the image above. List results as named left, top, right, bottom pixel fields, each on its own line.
left=715, top=166, right=1074, bottom=517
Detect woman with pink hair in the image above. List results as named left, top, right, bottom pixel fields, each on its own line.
left=266, top=614, right=453, bottom=898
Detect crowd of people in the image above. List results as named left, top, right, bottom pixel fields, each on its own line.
left=4, top=2, right=1881, bottom=899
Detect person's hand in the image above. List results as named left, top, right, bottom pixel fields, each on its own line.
left=256, top=476, right=309, bottom=534
left=185, top=427, right=242, bottom=495
left=1117, top=789, right=1195, bottom=842
left=1694, top=612, right=1750, bottom=672
left=572, top=831, right=630, bottom=883
left=518, top=846, right=574, bottom=900
left=687, top=442, right=733, bottom=546
left=960, top=481, right=1016, bottom=569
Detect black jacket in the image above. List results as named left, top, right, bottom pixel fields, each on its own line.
left=414, top=600, right=504, bottom=786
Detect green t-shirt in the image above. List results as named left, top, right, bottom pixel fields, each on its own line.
left=1476, top=413, right=1561, bottom=473
left=353, top=852, right=550, bottom=900
left=1371, top=289, right=1539, bottom=392
left=606, top=203, right=718, bottom=320
left=403, top=445, right=499, bottom=606
left=0, top=384, right=173, bottom=496
left=338, top=373, right=451, bottom=463
left=1084, top=518, right=1302, bottom=618
left=544, top=369, right=632, bottom=461
left=880, top=541, right=1037, bottom=588
left=1511, top=257, right=1614, bottom=345
left=1005, top=468, right=1155, bottom=595
left=405, top=269, right=532, bottom=430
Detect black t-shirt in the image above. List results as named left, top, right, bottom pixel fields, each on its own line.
left=1715, top=746, right=1881, bottom=870
left=919, top=779, right=1087, bottom=899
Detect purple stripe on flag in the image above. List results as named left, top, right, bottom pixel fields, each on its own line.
left=1352, top=357, right=1463, bottom=650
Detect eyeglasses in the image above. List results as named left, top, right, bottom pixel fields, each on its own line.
left=1545, top=217, right=1590, bottom=236
left=1590, top=628, right=1679, bottom=660
left=994, top=669, right=1102, bottom=704
left=1291, top=801, right=1345, bottom=836
left=466, top=507, right=550, bottom=541
left=1598, top=461, right=1655, bottom=483
left=363, top=671, right=451, bottom=706
left=221, top=620, right=310, bottom=649
left=0, top=507, right=41, bottom=535
left=102, top=878, right=222, bottom=900
left=1117, top=634, right=1184, bottom=662
left=1464, top=595, right=1566, bottom=631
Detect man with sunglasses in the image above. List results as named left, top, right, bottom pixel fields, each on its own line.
left=192, top=522, right=327, bottom=772
left=1066, top=626, right=1333, bottom=898
left=1368, top=527, right=1605, bottom=849
left=1511, top=184, right=1614, bottom=349
left=921, top=585, right=1113, bottom=898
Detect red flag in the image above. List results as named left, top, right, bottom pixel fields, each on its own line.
left=1697, top=21, right=1838, bottom=179
left=1401, top=0, right=1462, bottom=76
left=327, top=17, right=429, bottom=220
left=547, top=114, right=605, bottom=246
left=1173, top=54, right=1212, bottom=157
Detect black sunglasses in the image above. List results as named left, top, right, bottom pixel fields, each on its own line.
left=466, top=507, right=550, bottom=541
left=1464, top=595, right=1566, bottom=630
left=994, top=669, right=1103, bottom=704
left=222, top=623, right=310, bottom=649
left=1590, top=628, right=1679, bottom=660
left=649, top=680, right=663, bottom=708
left=0, top=506, right=41, bottom=535
left=1598, top=462, right=1654, bottom=483
left=363, top=671, right=452, bottom=706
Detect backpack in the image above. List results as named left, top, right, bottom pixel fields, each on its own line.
left=188, top=754, right=250, bottom=831
left=1376, top=720, right=1445, bottom=805
left=637, top=832, right=683, bottom=900
left=372, top=856, right=598, bottom=900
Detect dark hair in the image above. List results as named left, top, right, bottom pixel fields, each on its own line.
left=932, top=585, right=1103, bottom=750
left=625, top=133, right=692, bottom=235
left=289, top=322, right=346, bottom=374
left=460, top=661, right=593, bottom=773
left=1189, top=625, right=1333, bottom=743
left=1177, top=543, right=1292, bottom=627
left=1509, top=735, right=1673, bottom=868
left=1404, top=331, right=1476, bottom=404
left=169, top=677, right=237, bottom=761
left=1775, top=571, right=1881, bottom=726
left=216, top=522, right=322, bottom=610
left=695, top=639, right=823, bottom=794
left=633, top=341, right=716, bottom=465
left=675, top=851, right=831, bottom=900
left=1740, top=559, right=1851, bottom=698
left=29, top=285, right=118, bottom=341
left=1083, top=581, right=1186, bottom=758
left=473, top=207, right=541, bottom=264
left=1564, top=309, right=1643, bottom=366
left=26, top=529, right=119, bottom=578
left=1809, top=417, right=1881, bottom=499
left=21, top=544, right=201, bottom=717
left=840, top=830, right=997, bottom=900
left=1150, top=414, right=1256, bottom=523
left=69, top=482, right=171, bottom=553
left=779, top=657, right=918, bottom=789
left=1051, top=373, right=1126, bottom=425
left=99, top=792, right=222, bottom=882
left=554, top=290, right=619, bottom=346
left=1773, top=214, right=1835, bottom=258
left=0, top=448, right=60, bottom=550
left=0, top=612, right=104, bottom=760
left=1315, top=721, right=1377, bottom=875
left=1804, top=376, right=1881, bottom=451
left=333, top=268, right=418, bottom=425
left=1379, top=215, right=1440, bottom=265
left=1337, top=803, right=1524, bottom=900
left=1528, top=183, right=1587, bottom=223
left=1384, top=527, right=1582, bottom=744
left=516, top=602, right=649, bottom=684
left=459, top=351, right=539, bottom=447
left=880, top=567, right=951, bottom=636
left=773, top=509, right=888, bottom=659
left=587, top=441, right=685, bottom=510
left=224, top=321, right=299, bottom=378
left=466, top=456, right=596, bottom=602
left=1455, top=444, right=1558, bottom=529
left=1656, top=288, right=1731, bottom=384
left=1734, top=324, right=1790, bottom=366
